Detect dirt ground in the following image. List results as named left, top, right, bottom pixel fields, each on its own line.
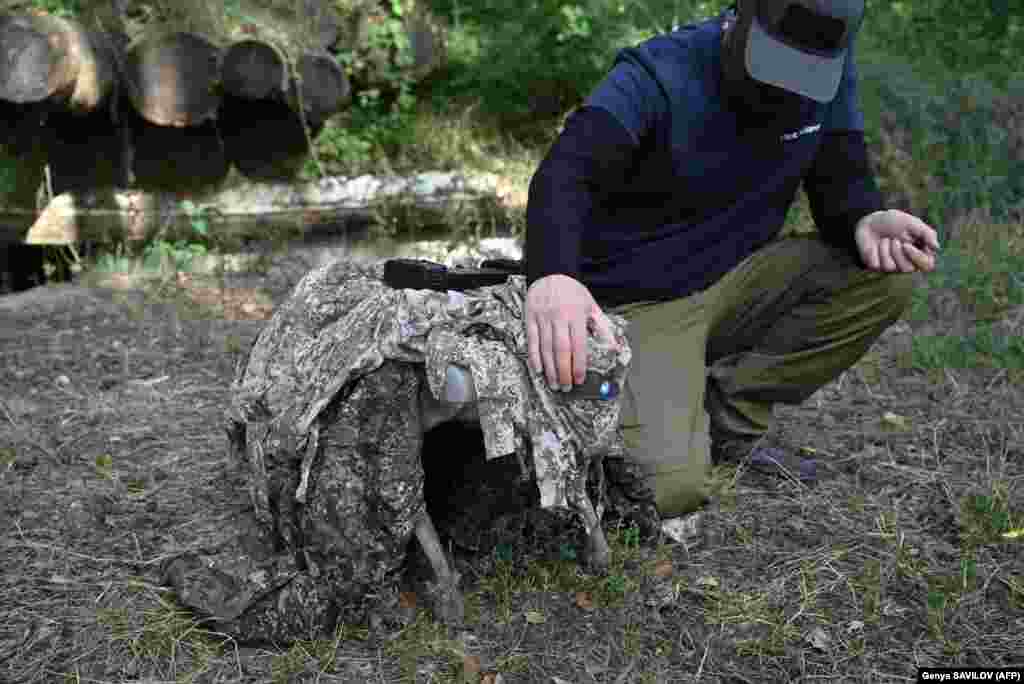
left=1, top=255, right=1022, bottom=683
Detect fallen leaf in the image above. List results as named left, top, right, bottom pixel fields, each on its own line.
left=881, top=411, right=910, bottom=431
left=525, top=610, right=546, bottom=624
left=653, top=560, right=674, bottom=578
left=1003, top=528, right=1024, bottom=540
left=398, top=591, right=418, bottom=610
left=461, top=654, right=481, bottom=683
left=575, top=591, right=594, bottom=611
left=480, top=673, right=503, bottom=684
left=806, top=626, right=831, bottom=651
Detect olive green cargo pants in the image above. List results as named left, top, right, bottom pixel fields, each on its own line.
left=613, top=236, right=916, bottom=517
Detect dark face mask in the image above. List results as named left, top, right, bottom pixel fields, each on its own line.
left=720, top=13, right=808, bottom=131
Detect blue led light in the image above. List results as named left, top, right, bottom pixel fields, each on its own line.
left=599, top=380, right=619, bottom=400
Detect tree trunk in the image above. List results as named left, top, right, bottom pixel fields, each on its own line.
left=0, top=12, right=116, bottom=112
left=124, top=31, right=222, bottom=126
left=6, top=171, right=505, bottom=246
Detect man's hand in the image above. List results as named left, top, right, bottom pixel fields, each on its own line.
left=526, top=274, right=618, bottom=390
left=855, top=209, right=940, bottom=273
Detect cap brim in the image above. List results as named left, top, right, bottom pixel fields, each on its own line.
left=745, top=17, right=845, bottom=103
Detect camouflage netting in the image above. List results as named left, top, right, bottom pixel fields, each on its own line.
left=166, top=259, right=639, bottom=642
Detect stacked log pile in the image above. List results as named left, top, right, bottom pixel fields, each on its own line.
left=0, top=0, right=451, bottom=275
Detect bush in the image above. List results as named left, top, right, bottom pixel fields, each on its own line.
left=858, top=55, right=1024, bottom=234
left=423, top=0, right=728, bottom=137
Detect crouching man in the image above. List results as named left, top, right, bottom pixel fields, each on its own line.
left=525, top=0, right=940, bottom=520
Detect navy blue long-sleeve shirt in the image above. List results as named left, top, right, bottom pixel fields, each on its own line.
left=526, top=12, right=884, bottom=307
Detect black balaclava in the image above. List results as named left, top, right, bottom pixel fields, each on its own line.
left=720, top=4, right=809, bottom=133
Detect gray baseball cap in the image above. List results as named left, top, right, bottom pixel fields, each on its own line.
left=737, top=0, right=865, bottom=103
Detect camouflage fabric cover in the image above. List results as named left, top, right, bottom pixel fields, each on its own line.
left=167, top=259, right=634, bottom=643
left=230, top=258, right=632, bottom=517
left=169, top=359, right=432, bottom=643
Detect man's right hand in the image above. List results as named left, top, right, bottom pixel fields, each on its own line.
left=525, top=274, right=619, bottom=391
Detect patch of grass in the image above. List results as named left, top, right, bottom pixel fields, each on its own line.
left=0, top=447, right=16, bottom=470
left=912, top=327, right=1024, bottom=371
left=702, top=582, right=800, bottom=658
left=1003, top=575, right=1024, bottom=610
left=934, top=219, right=1024, bottom=318
left=134, top=595, right=224, bottom=662
left=270, top=626, right=355, bottom=684
left=960, top=485, right=1016, bottom=549
left=853, top=557, right=883, bottom=624
left=383, top=609, right=465, bottom=684
left=472, top=521, right=647, bottom=629
left=93, top=590, right=226, bottom=681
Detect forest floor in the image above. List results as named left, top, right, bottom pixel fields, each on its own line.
left=1, top=243, right=1022, bottom=683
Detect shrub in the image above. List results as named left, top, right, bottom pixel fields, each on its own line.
left=858, top=56, right=1024, bottom=234
left=423, top=0, right=728, bottom=137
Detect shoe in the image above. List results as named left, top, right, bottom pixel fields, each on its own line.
left=710, top=430, right=816, bottom=484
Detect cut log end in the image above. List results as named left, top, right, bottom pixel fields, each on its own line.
left=0, top=20, right=53, bottom=103
left=295, top=53, right=349, bottom=125
left=0, top=13, right=115, bottom=112
left=222, top=39, right=287, bottom=100
left=126, top=32, right=222, bottom=127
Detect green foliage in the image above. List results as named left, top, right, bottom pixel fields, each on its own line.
left=424, top=0, right=727, bottom=133
left=309, top=95, right=418, bottom=176
left=0, top=156, right=17, bottom=197
left=912, top=325, right=1024, bottom=371
left=961, top=488, right=1016, bottom=548
left=857, top=56, right=1024, bottom=230
left=861, top=0, right=1024, bottom=83
left=23, top=0, right=82, bottom=17
left=91, top=200, right=214, bottom=274
left=142, top=239, right=208, bottom=272
left=923, top=237, right=1024, bottom=321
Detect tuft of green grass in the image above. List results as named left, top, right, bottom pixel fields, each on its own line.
left=134, top=595, right=224, bottom=662
left=383, top=609, right=465, bottom=684
left=0, top=447, right=16, bottom=470
left=471, top=520, right=650, bottom=631
left=853, top=558, right=883, bottom=624
left=960, top=485, right=1017, bottom=549
left=701, top=582, right=800, bottom=658
left=270, top=627, right=357, bottom=684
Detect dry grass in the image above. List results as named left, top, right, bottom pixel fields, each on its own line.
left=1, top=223, right=1023, bottom=682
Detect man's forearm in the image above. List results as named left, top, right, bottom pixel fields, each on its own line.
left=526, top=106, right=639, bottom=286
left=804, top=131, right=885, bottom=258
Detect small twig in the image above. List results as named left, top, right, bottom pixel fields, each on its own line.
left=944, top=367, right=961, bottom=395
left=695, top=636, right=711, bottom=681
left=985, top=367, right=1008, bottom=392
left=9, top=538, right=184, bottom=568
left=295, top=424, right=320, bottom=504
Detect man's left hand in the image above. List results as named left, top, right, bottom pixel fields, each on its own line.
left=855, top=209, right=940, bottom=273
